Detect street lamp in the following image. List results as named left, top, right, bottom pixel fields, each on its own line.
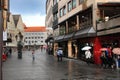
left=49, top=38, right=54, bottom=55
left=17, top=32, right=23, bottom=59
left=0, top=10, right=3, bottom=80
left=0, top=0, right=4, bottom=79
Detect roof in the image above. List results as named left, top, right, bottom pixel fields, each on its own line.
left=25, top=26, right=46, bottom=32
left=13, top=15, right=20, bottom=26
left=23, top=23, right=27, bottom=29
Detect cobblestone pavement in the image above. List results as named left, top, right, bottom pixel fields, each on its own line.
left=2, top=49, right=120, bottom=80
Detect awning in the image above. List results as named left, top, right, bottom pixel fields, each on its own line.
left=54, top=35, right=64, bottom=42
left=45, top=36, right=54, bottom=43
left=54, top=36, right=58, bottom=41
left=74, top=27, right=96, bottom=39
left=64, top=32, right=75, bottom=41
left=5, top=43, right=17, bottom=48
left=3, top=38, right=12, bottom=42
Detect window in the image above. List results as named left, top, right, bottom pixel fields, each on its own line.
left=60, top=25, right=66, bottom=35
left=60, top=8, right=63, bottom=17
left=68, top=1, right=72, bottom=12
left=63, top=6, right=66, bottom=15
left=60, top=6, right=66, bottom=17
left=72, top=0, right=76, bottom=9
left=53, top=0, right=58, bottom=5
left=53, top=12, right=58, bottom=20
left=79, top=0, right=84, bottom=4
left=68, top=0, right=76, bottom=12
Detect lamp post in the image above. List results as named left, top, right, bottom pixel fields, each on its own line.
left=17, top=32, right=23, bottom=59
left=49, top=39, right=54, bottom=55
left=0, top=11, right=3, bottom=80
left=0, top=0, right=3, bottom=79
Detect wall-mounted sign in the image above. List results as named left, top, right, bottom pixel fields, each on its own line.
left=3, top=30, right=7, bottom=41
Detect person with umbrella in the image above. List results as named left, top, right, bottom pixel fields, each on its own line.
left=112, top=47, right=120, bottom=69
left=100, top=46, right=114, bottom=69
left=81, top=45, right=92, bottom=65
left=85, top=49, right=92, bottom=65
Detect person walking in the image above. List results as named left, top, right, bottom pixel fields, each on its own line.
left=85, top=49, right=92, bottom=65
left=57, top=48, right=63, bottom=61
left=32, top=50, right=35, bottom=61
left=100, top=51, right=107, bottom=68
left=9, top=48, right=12, bottom=56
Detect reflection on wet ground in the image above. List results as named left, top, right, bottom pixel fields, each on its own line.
left=3, top=50, right=120, bottom=80
left=61, top=59, right=120, bottom=80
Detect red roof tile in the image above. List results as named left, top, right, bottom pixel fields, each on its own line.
left=25, top=26, right=46, bottom=32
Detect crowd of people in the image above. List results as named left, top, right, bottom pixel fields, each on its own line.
left=100, top=46, right=120, bottom=69
left=2, top=47, right=12, bottom=61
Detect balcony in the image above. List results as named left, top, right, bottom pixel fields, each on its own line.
left=52, top=19, right=58, bottom=29
left=52, top=3, right=58, bottom=14
left=80, top=20, right=92, bottom=29
left=97, top=15, right=120, bottom=35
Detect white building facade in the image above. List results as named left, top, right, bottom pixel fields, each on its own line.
left=24, top=27, right=47, bottom=48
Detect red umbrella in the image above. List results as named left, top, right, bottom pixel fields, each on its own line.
left=100, top=48, right=108, bottom=51
left=112, top=48, right=120, bottom=55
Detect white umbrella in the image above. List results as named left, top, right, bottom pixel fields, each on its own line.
left=81, top=46, right=92, bottom=51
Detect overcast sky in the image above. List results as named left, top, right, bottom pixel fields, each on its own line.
left=10, top=0, right=46, bottom=26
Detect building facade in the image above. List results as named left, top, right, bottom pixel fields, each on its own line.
left=5, top=14, right=24, bottom=47
left=24, top=27, right=47, bottom=49
left=12, top=15, right=24, bottom=42
left=46, top=0, right=120, bottom=64
left=45, top=0, right=53, bottom=29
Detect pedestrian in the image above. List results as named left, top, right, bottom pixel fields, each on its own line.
left=100, top=51, right=107, bottom=68
left=117, top=55, right=120, bottom=68
left=32, top=50, right=35, bottom=61
left=56, top=48, right=63, bottom=61
left=9, top=48, right=12, bottom=56
left=85, top=49, right=92, bottom=65
left=56, top=49, right=60, bottom=61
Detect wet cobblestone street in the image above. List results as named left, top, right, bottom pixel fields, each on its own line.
left=2, top=49, right=120, bottom=80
